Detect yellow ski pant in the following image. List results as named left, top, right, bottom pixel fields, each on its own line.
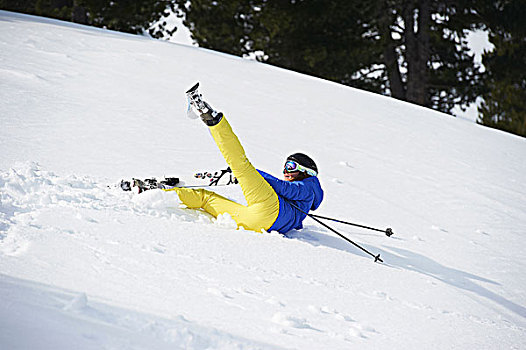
left=165, top=117, right=280, bottom=232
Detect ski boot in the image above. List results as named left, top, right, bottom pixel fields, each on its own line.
left=130, top=178, right=157, bottom=194
left=120, top=178, right=146, bottom=194
left=120, top=177, right=180, bottom=193
left=186, top=82, right=223, bottom=126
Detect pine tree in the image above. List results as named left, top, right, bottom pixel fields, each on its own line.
left=175, top=0, right=483, bottom=114
left=477, top=0, right=526, bottom=137
left=378, top=0, right=484, bottom=112
left=174, top=0, right=384, bottom=92
left=0, top=0, right=176, bottom=38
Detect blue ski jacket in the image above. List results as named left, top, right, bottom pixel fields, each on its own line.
left=257, top=170, right=324, bottom=234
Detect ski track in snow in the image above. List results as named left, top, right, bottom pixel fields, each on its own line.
left=1, top=162, right=525, bottom=349
left=0, top=162, right=386, bottom=348
left=0, top=274, right=281, bottom=350
left=0, top=162, right=226, bottom=256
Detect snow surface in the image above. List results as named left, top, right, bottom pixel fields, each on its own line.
left=1, top=10, right=525, bottom=349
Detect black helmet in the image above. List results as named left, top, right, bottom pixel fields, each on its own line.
left=286, top=153, right=318, bottom=176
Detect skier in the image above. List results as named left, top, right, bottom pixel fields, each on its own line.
left=165, top=83, right=324, bottom=234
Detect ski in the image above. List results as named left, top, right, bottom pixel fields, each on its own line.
left=118, top=167, right=238, bottom=194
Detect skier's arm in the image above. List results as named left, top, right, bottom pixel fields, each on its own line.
left=258, top=170, right=314, bottom=202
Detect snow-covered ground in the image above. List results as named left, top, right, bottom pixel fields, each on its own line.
left=1, top=10, right=525, bottom=349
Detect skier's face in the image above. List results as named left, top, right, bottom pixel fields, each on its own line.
left=284, top=171, right=301, bottom=182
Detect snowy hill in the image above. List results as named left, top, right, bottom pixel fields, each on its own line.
left=1, top=10, right=525, bottom=349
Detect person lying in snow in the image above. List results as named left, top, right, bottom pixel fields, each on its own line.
left=165, top=83, right=324, bottom=234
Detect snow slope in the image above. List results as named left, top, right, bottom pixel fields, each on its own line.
left=1, top=10, right=525, bottom=349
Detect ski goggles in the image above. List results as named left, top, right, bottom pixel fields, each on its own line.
left=283, top=160, right=317, bottom=177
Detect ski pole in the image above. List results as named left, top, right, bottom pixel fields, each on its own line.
left=288, top=202, right=383, bottom=263
left=309, top=214, right=394, bottom=237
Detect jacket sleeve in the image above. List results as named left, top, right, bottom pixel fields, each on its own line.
left=258, top=170, right=314, bottom=202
